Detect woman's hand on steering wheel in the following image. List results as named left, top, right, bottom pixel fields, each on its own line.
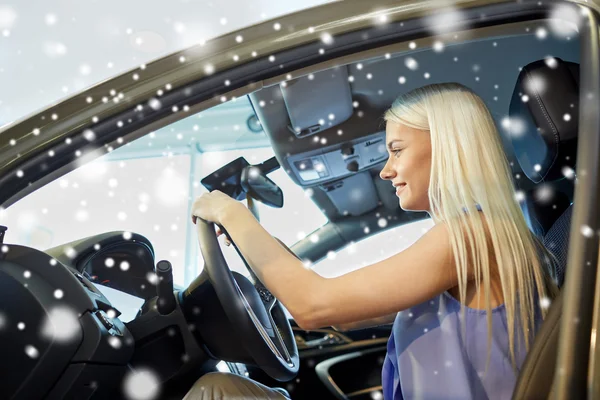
left=193, top=193, right=258, bottom=247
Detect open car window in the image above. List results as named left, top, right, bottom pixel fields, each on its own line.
left=0, top=97, right=327, bottom=287
left=312, top=218, right=434, bottom=278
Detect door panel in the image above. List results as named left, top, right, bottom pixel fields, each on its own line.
left=246, top=321, right=392, bottom=399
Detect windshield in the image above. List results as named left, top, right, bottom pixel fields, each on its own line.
left=0, top=96, right=327, bottom=287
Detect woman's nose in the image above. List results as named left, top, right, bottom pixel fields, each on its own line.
left=380, top=163, right=395, bottom=180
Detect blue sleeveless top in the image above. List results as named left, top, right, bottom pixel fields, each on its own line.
left=381, top=291, right=542, bottom=400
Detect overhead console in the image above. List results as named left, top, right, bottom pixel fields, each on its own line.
left=281, top=66, right=353, bottom=138
left=287, top=131, right=387, bottom=186
left=248, top=66, right=391, bottom=219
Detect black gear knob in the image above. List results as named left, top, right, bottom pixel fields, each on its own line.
left=156, top=260, right=176, bottom=315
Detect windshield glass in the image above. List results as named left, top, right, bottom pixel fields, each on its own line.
left=0, top=96, right=327, bottom=287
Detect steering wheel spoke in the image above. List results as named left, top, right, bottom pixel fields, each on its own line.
left=266, top=303, right=293, bottom=364
left=233, top=276, right=294, bottom=367
left=192, top=219, right=299, bottom=380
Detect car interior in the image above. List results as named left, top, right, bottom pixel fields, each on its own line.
left=0, top=10, right=585, bottom=400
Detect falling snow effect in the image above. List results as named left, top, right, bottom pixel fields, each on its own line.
left=122, top=368, right=160, bottom=400
left=424, top=6, right=467, bottom=36
left=540, top=297, right=551, bottom=310
left=41, top=306, right=81, bottom=343
left=548, top=4, right=583, bottom=38
left=581, top=225, right=594, bottom=238
left=25, top=345, right=39, bottom=359
left=108, top=336, right=122, bottom=349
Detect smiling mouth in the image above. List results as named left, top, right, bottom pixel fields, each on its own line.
left=395, top=183, right=406, bottom=195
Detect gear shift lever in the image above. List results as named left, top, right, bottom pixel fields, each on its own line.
left=156, top=260, right=176, bottom=315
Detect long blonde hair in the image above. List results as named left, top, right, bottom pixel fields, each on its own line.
left=384, top=83, right=559, bottom=370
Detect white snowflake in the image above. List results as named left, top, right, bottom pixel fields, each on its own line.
left=581, top=225, right=594, bottom=238
left=147, top=272, right=159, bottom=285
left=108, top=336, right=122, bottom=349
left=562, top=166, right=575, bottom=179
left=204, top=64, right=214, bottom=75
left=548, top=4, right=582, bottom=38
left=534, top=184, right=554, bottom=204
left=79, top=64, right=91, bottom=76
left=321, top=33, right=333, bottom=45
left=41, top=306, right=80, bottom=343
left=148, top=98, right=161, bottom=111
left=122, top=368, right=160, bottom=400
left=535, top=27, right=548, bottom=39
left=43, top=41, right=68, bottom=58
left=296, top=231, right=307, bottom=240
left=25, top=345, right=39, bottom=359
left=425, top=7, right=466, bottom=35
left=404, top=57, right=418, bottom=71
left=540, top=297, right=551, bottom=310
left=524, top=74, right=547, bottom=95
left=514, top=191, right=526, bottom=203
left=544, top=57, right=558, bottom=69
left=370, top=391, right=383, bottom=400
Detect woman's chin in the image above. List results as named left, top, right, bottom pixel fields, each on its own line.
left=399, top=197, right=426, bottom=213
left=399, top=198, right=413, bottom=211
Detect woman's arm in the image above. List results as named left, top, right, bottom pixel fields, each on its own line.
left=332, top=312, right=397, bottom=332
left=216, top=204, right=461, bottom=331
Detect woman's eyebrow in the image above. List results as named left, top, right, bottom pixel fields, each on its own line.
left=386, top=139, right=404, bottom=149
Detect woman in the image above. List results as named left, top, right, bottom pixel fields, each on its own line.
left=187, top=83, right=559, bottom=399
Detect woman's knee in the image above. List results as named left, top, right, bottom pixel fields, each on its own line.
left=196, top=371, right=235, bottom=387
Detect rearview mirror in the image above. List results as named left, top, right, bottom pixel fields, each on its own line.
left=241, top=166, right=284, bottom=208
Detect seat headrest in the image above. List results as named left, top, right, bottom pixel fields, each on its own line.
left=508, top=58, right=579, bottom=183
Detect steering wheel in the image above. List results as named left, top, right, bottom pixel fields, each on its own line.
left=194, top=217, right=299, bottom=381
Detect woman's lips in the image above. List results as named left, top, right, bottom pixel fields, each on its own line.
left=396, top=183, right=406, bottom=196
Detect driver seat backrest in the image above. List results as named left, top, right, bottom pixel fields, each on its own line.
left=508, top=58, right=579, bottom=398
left=521, top=185, right=572, bottom=287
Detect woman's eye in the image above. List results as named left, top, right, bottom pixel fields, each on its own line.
left=392, top=149, right=402, bottom=157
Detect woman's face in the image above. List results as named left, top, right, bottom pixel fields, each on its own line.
left=379, top=120, right=432, bottom=212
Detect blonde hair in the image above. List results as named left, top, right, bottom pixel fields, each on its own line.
left=384, top=83, right=559, bottom=370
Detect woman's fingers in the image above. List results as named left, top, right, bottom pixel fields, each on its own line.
left=215, top=226, right=231, bottom=246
